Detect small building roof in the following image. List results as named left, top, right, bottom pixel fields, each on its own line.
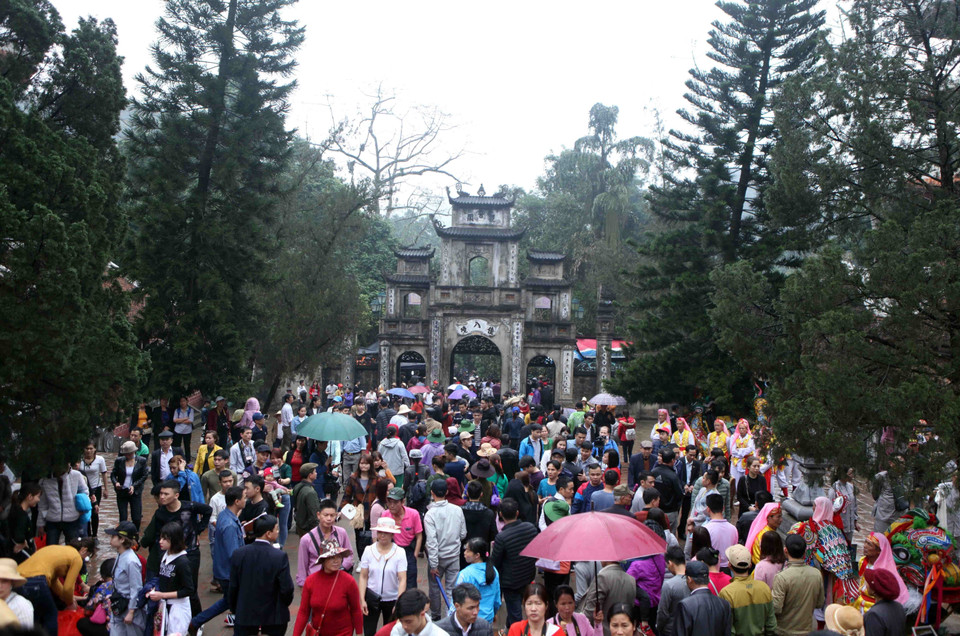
left=523, top=277, right=571, bottom=288
left=527, top=250, right=566, bottom=262
left=394, top=246, right=435, bottom=259
left=446, top=186, right=514, bottom=208
left=432, top=218, right=525, bottom=240
left=384, top=272, right=431, bottom=286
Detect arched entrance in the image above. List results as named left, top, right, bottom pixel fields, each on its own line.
left=396, top=351, right=426, bottom=385
left=526, top=355, right=556, bottom=388
left=450, top=335, right=501, bottom=384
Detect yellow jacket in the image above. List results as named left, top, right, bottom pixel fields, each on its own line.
left=195, top=443, right=223, bottom=476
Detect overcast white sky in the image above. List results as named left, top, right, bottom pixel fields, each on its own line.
left=51, top=0, right=841, bottom=195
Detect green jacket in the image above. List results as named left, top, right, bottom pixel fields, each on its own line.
left=772, top=561, right=825, bottom=636
left=293, top=480, right=320, bottom=535
left=719, top=575, right=777, bottom=635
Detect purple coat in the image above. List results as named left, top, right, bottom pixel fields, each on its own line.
left=626, top=555, right=666, bottom=606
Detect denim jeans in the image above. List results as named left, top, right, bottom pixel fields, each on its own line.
left=190, top=579, right=229, bottom=627
left=45, top=517, right=86, bottom=545
left=503, top=587, right=524, bottom=628
left=20, top=575, right=59, bottom=636
left=276, top=493, right=291, bottom=547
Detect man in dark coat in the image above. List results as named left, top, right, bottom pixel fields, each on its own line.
left=674, top=445, right=703, bottom=539
left=627, top=440, right=657, bottom=490
left=374, top=397, right=397, bottom=448
left=228, top=515, right=295, bottom=636
left=674, top=561, right=731, bottom=636
left=652, top=449, right=684, bottom=530
left=490, top=498, right=538, bottom=628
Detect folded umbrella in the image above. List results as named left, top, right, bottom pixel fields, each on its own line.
left=296, top=412, right=367, bottom=442
left=387, top=387, right=415, bottom=399
left=519, top=511, right=665, bottom=561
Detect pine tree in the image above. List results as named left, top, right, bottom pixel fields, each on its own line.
left=709, top=0, right=960, bottom=474
left=0, top=2, right=144, bottom=471
left=125, top=0, right=304, bottom=396
left=610, top=0, right=825, bottom=411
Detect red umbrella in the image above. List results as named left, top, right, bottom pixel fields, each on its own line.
left=410, top=385, right=430, bottom=394
left=519, top=511, right=666, bottom=561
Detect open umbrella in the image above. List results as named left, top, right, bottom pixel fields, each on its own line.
left=448, top=383, right=468, bottom=391
left=387, top=387, right=415, bottom=400
left=296, top=412, right=367, bottom=442
left=589, top=392, right=628, bottom=406
left=448, top=389, right=476, bottom=401
left=519, top=511, right=665, bottom=561
left=409, top=385, right=430, bottom=394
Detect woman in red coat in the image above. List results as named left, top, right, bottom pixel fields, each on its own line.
left=294, top=540, right=363, bottom=636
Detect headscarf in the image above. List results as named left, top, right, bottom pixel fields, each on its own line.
left=746, top=502, right=782, bottom=554
left=729, top=418, right=752, bottom=449
left=657, top=408, right=669, bottom=422
left=238, top=397, right=260, bottom=430
left=714, top=418, right=731, bottom=436
left=866, top=532, right=909, bottom=604
left=812, top=496, right=833, bottom=525
left=445, top=477, right=466, bottom=506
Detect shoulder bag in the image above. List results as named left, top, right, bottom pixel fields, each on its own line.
left=305, top=573, right=339, bottom=636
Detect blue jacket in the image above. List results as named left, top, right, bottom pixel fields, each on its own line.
left=518, top=437, right=544, bottom=463
left=177, top=469, right=204, bottom=503
left=213, top=508, right=244, bottom=581
left=453, top=562, right=501, bottom=622
left=573, top=482, right=604, bottom=514
left=502, top=416, right=524, bottom=441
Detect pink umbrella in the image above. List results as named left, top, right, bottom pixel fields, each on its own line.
left=410, top=386, right=430, bottom=394
left=520, top=511, right=665, bottom=561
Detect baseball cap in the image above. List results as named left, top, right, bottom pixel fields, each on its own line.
left=252, top=412, right=265, bottom=421
left=256, top=444, right=271, bottom=453
left=105, top=521, right=139, bottom=540
left=726, top=544, right=752, bottom=570
left=387, top=487, right=406, bottom=501
left=686, top=560, right=709, bottom=578
left=215, top=396, right=226, bottom=402
left=409, top=449, right=423, bottom=460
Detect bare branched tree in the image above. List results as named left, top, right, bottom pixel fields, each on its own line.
left=327, top=84, right=464, bottom=217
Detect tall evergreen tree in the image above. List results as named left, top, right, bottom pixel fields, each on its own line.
left=125, top=0, right=304, bottom=396
left=709, top=0, right=960, bottom=474
left=0, top=2, right=144, bottom=470
left=610, top=0, right=825, bottom=411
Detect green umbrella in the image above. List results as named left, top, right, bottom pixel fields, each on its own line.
left=297, top=412, right=367, bottom=442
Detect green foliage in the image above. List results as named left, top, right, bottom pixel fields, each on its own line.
left=515, top=103, right=653, bottom=334
left=249, top=140, right=388, bottom=409
left=709, top=0, right=960, bottom=474
left=0, top=5, right=144, bottom=472
left=612, top=0, right=825, bottom=411
left=124, top=0, right=304, bottom=398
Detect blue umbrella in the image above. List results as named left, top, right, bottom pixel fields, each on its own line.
left=296, top=412, right=367, bottom=441
left=448, top=383, right=468, bottom=391
left=387, top=387, right=415, bottom=400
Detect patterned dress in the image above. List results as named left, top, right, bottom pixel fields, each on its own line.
left=789, top=519, right=860, bottom=604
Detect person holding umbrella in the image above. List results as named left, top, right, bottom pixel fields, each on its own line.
left=549, top=585, right=602, bottom=636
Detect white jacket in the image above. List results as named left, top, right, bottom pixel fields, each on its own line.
left=424, top=499, right=466, bottom=568
left=390, top=615, right=450, bottom=636
left=38, top=470, right=89, bottom=526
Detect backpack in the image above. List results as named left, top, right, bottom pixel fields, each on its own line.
left=406, top=466, right=430, bottom=510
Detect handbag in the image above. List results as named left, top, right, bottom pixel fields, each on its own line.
left=306, top=572, right=339, bottom=636
left=364, top=546, right=391, bottom=616
left=91, top=602, right=109, bottom=624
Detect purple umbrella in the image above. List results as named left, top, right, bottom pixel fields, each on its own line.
left=448, top=389, right=476, bottom=400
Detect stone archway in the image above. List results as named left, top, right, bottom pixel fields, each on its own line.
left=527, top=354, right=556, bottom=387
left=450, top=335, right=501, bottom=384
left=396, top=350, right=426, bottom=385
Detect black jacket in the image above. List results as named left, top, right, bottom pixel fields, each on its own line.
left=505, top=479, right=538, bottom=527
left=228, top=540, right=295, bottom=627
left=674, top=458, right=703, bottom=493
left=490, top=519, right=538, bottom=591
left=674, top=588, right=731, bottom=636
left=436, top=615, right=494, bottom=636
left=463, top=501, right=498, bottom=544
left=374, top=408, right=397, bottom=446
left=150, top=447, right=185, bottom=486
left=628, top=452, right=657, bottom=490
left=652, top=464, right=684, bottom=513
left=863, top=598, right=906, bottom=636
left=111, top=456, right=149, bottom=495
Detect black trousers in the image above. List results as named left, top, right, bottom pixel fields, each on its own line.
left=116, top=489, right=143, bottom=529
left=235, top=625, right=286, bottom=636
left=89, top=486, right=103, bottom=537
left=678, top=494, right=692, bottom=540
left=363, top=599, right=397, bottom=636
left=173, top=431, right=192, bottom=462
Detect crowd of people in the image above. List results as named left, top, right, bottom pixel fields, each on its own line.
left=0, top=378, right=941, bottom=636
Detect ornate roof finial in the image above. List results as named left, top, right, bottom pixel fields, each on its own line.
left=477, top=184, right=486, bottom=196
left=455, top=182, right=468, bottom=197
